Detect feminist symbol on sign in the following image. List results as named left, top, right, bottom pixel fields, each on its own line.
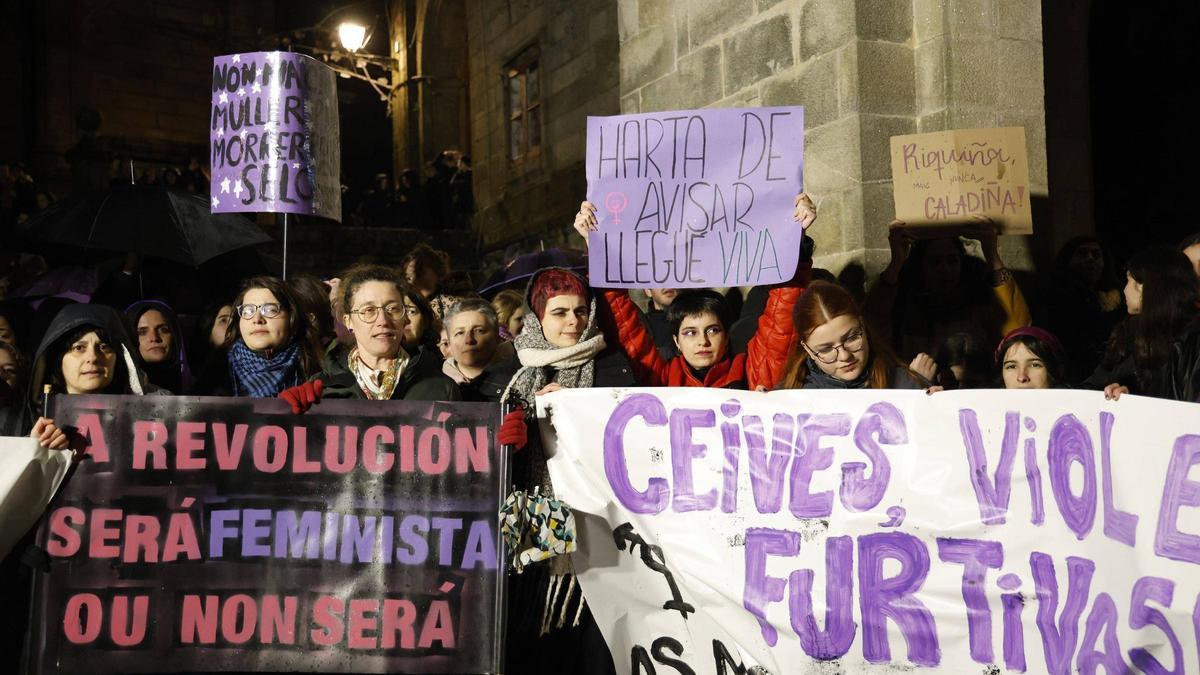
left=604, top=191, right=628, bottom=225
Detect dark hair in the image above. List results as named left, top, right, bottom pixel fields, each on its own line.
left=231, top=276, right=323, bottom=379
left=666, top=290, right=729, bottom=336
left=934, top=332, right=992, bottom=389
left=1179, top=231, right=1200, bottom=251
left=1118, top=246, right=1200, bottom=386
left=400, top=284, right=438, bottom=348
left=46, top=326, right=130, bottom=395
left=891, top=236, right=992, bottom=345
left=125, top=303, right=179, bottom=363
left=779, top=281, right=911, bottom=389
left=337, top=264, right=404, bottom=316
left=401, top=244, right=450, bottom=283
left=287, top=275, right=335, bottom=346
left=1054, top=236, right=1121, bottom=291
left=996, top=333, right=1065, bottom=387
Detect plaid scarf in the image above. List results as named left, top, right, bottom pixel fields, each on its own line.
left=227, top=339, right=302, bottom=398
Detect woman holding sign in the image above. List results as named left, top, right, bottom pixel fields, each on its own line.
left=573, top=194, right=818, bottom=390
left=864, top=216, right=1031, bottom=369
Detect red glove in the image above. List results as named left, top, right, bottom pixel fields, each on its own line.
left=279, top=380, right=324, bottom=414
left=497, top=408, right=528, bottom=451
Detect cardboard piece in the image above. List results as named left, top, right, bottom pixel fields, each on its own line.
left=889, top=127, right=1032, bottom=234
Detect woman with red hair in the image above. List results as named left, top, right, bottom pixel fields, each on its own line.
left=779, top=280, right=938, bottom=389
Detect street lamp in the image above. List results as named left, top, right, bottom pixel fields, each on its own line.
left=338, top=22, right=367, bottom=52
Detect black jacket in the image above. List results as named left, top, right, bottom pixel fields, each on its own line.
left=318, top=345, right=461, bottom=401
left=2, top=303, right=152, bottom=437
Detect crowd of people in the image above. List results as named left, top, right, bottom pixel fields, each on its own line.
left=0, top=183, right=1198, bottom=672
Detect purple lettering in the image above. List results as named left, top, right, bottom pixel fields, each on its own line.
left=1098, top=412, right=1138, bottom=547
left=209, top=509, right=239, bottom=557
left=958, top=410, right=1019, bottom=524
left=841, top=402, right=906, bottom=512
left=743, top=414, right=796, bottom=514
left=788, top=535, right=856, bottom=659
left=1127, top=576, right=1181, bottom=675
left=719, top=400, right=742, bottom=513
left=669, top=408, right=718, bottom=512
left=857, top=532, right=940, bottom=666
left=1077, top=592, right=1127, bottom=674
left=790, top=414, right=850, bottom=519
left=743, top=527, right=798, bottom=647
left=1047, top=415, right=1097, bottom=540
left=1030, top=552, right=1095, bottom=675
left=1025, top=436, right=1045, bottom=525
left=1154, top=434, right=1200, bottom=564
left=937, top=538, right=1003, bottom=663
left=603, top=393, right=670, bottom=514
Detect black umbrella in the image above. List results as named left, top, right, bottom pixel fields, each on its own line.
left=479, top=247, right=588, bottom=296
left=12, top=186, right=272, bottom=267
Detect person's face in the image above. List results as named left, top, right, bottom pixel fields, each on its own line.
left=803, top=314, right=869, bottom=381
left=507, top=307, right=527, bottom=337
left=541, top=295, right=589, bottom=348
left=210, top=305, right=234, bottom=347
left=61, top=331, right=117, bottom=394
left=35, top=193, right=49, bottom=210
left=1067, top=242, right=1104, bottom=287
left=449, top=311, right=499, bottom=368
left=920, top=239, right=962, bottom=294
left=645, top=288, right=678, bottom=309
left=136, top=309, right=173, bottom=364
left=405, top=260, right=439, bottom=293
left=1123, top=272, right=1143, bottom=315
left=1001, top=342, right=1051, bottom=389
left=238, top=288, right=291, bottom=352
left=344, top=280, right=406, bottom=360
left=673, top=311, right=726, bottom=369
left=0, top=349, right=18, bottom=390
left=437, top=329, right=451, bottom=358
left=400, top=298, right=427, bottom=350
left=1183, top=243, right=1200, bottom=278
left=0, top=315, right=16, bottom=346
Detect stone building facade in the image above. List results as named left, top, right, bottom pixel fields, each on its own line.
left=405, top=0, right=1077, bottom=278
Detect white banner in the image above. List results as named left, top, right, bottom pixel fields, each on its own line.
left=539, top=388, right=1200, bottom=674
left=0, top=436, right=71, bottom=559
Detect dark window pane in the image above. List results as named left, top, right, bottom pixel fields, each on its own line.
left=528, top=106, right=541, bottom=148
left=527, top=63, right=539, bottom=102
left=510, top=116, right=523, bottom=160
left=507, top=73, right=522, bottom=118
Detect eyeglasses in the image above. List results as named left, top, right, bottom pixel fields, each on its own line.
left=236, top=303, right=283, bottom=320
left=804, top=328, right=866, bottom=364
left=350, top=303, right=405, bottom=323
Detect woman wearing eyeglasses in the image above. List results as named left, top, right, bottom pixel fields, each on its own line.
left=779, top=281, right=938, bottom=390
left=189, top=276, right=323, bottom=398
left=315, top=264, right=459, bottom=402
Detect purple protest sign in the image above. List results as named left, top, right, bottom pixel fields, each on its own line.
left=585, top=106, right=804, bottom=289
left=210, top=52, right=341, bottom=222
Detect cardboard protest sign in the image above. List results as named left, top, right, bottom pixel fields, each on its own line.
left=585, top=107, right=805, bottom=289
left=890, top=127, right=1032, bottom=234
left=27, top=396, right=505, bottom=674
left=210, top=52, right=341, bottom=222
left=541, top=387, right=1200, bottom=674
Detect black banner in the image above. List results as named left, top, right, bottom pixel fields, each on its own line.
left=28, top=395, right=506, bottom=674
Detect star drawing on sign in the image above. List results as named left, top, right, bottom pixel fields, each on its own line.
left=263, top=121, right=276, bottom=132
left=220, top=177, right=231, bottom=194
left=251, top=82, right=262, bottom=94
left=232, top=54, right=241, bottom=63
left=292, top=162, right=300, bottom=169
left=211, top=197, right=220, bottom=208
left=233, top=180, right=243, bottom=197
left=239, top=129, right=248, bottom=140
left=237, top=87, right=246, bottom=97
left=215, top=127, right=225, bottom=138
left=218, top=92, right=228, bottom=104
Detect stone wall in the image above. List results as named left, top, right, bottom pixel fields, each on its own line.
left=616, top=0, right=1048, bottom=276
left=464, top=0, right=620, bottom=262
left=25, top=0, right=274, bottom=190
